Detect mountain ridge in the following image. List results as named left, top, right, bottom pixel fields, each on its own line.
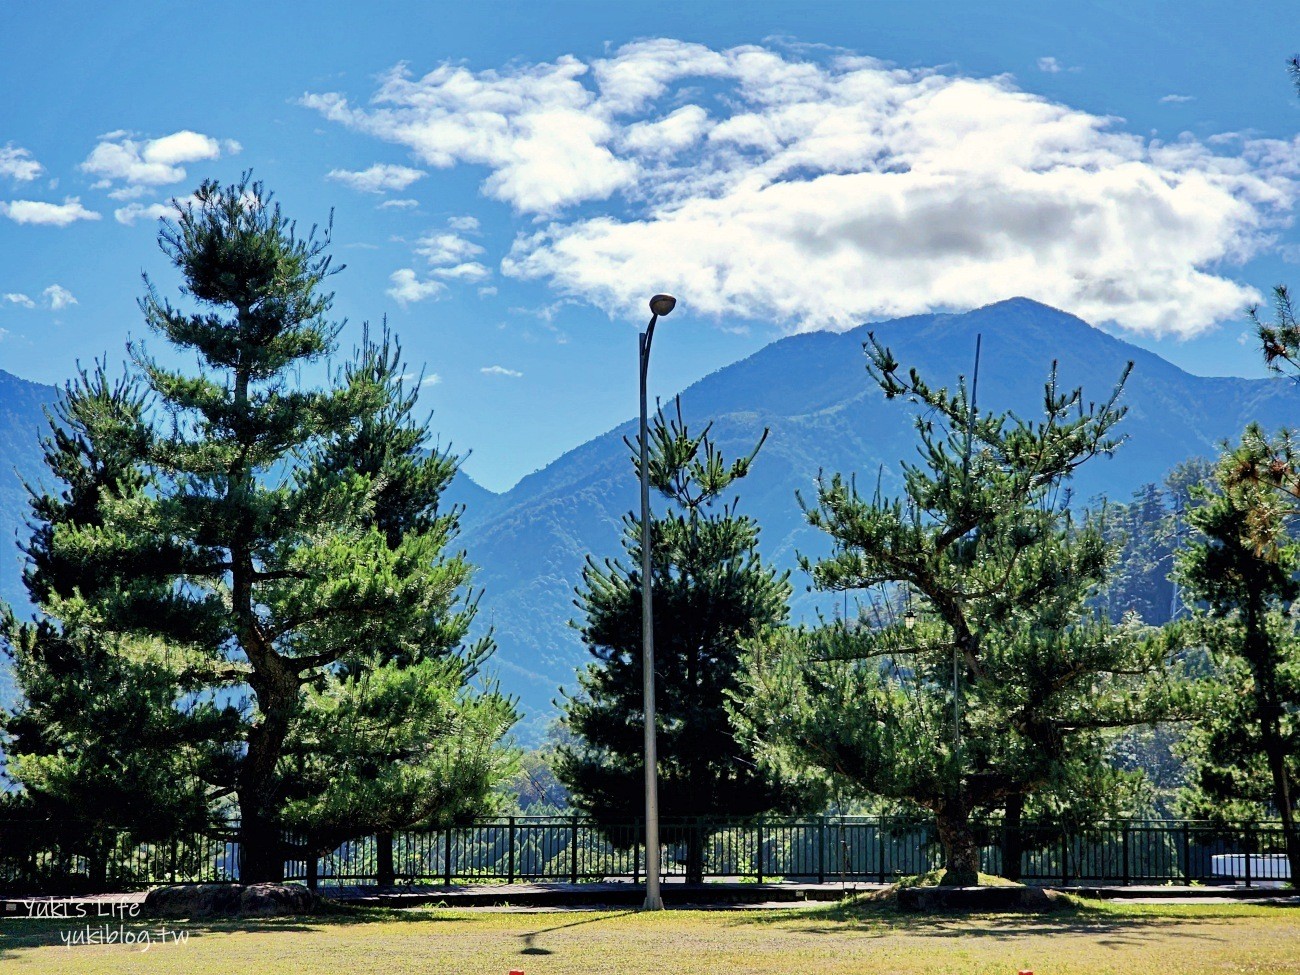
left=3, top=299, right=1298, bottom=740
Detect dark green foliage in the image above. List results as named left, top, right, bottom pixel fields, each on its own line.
left=737, top=338, right=1176, bottom=885
left=1174, top=428, right=1300, bottom=879
left=2, top=177, right=514, bottom=882
left=277, top=328, right=517, bottom=851
left=2, top=364, right=233, bottom=873
left=558, top=400, right=807, bottom=880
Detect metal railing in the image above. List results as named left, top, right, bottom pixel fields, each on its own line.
left=1, top=816, right=1292, bottom=892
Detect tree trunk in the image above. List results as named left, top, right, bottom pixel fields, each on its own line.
left=376, top=831, right=396, bottom=887
left=1000, top=793, right=1024, bottom=882
left=87, top=839, right=109, bottom=892
left=1247, top=607, right=1300, bottom=888
left=239, top=809, right=285, bottom=883
left=1259, top=705, right=1300, bottom=886
left=237, top=677, right=296, bottom=884
left=685, top=822, right=705, bottom=885
left=935, top=795, right=980, bottom=886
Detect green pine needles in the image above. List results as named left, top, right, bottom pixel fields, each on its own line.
left=736, top=335, right=1176, bottom=886
left=2, top=177, right=516, bottom=882
left=559, top=400, right=811, bottom=882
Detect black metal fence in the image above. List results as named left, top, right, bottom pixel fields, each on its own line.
left=1, top=817, right=1292, bottom=892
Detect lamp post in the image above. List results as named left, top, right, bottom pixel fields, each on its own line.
left=639, top=292, right=676, bottom=911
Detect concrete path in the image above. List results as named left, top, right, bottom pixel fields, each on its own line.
left=3, top=880, right=1295, bottom=916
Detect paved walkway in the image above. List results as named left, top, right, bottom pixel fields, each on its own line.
left=330, top=880, right=868, bottom=908
left=3, top=881, right=1296, bottom=916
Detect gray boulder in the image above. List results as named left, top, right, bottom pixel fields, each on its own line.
left=144, top=883, right=318, bottom=918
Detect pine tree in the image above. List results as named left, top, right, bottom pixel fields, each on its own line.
left=4, top=176, right=514, bottom=882
left=2, top=364, right=232, bottom=884
left=1174, top=427, right=1300, bottom=882
left=736, top=336, right=1174, bottom=886
left=558, top=401, right=807, bottom=883
left=277, top=328, right=517, bottom=873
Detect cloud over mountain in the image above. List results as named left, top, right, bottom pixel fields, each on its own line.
left=306, top=39, right=1300, bottom=338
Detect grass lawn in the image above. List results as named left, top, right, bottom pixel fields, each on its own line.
left=1, top=899, right=1298, bottom=974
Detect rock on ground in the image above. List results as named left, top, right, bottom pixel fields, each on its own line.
left=896, top=885, right=1068, bottom=912
left=143, top=883, right=318, bottom=918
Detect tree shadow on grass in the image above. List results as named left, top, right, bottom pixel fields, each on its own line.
left=518, top=910, right=639, bottom=956
left=0, top=902, right=473, bottom=961
left=726, top=896, right=1298, bottom=948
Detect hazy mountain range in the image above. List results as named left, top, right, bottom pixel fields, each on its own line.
left=3, top=298, right=1298, bottom=740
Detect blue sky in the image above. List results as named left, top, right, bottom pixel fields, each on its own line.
left=2, top=1, right=1298, bottom=492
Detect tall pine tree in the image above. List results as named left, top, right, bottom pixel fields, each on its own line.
left=277, top=328, right=517, bottom=873
left=1175, top=427, right=1300, bottom=882
left=558, top=401, right=807, bottom=882
left=2, top=363, right=232, bottom=884
left=4, top=177, right=514, bottom=882
left=737, top=337, right=1173, bottom=885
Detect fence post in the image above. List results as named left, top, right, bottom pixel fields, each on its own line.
left=817, top=816, right=826, bottom=884
left=1061, top=831, right=1071, bottom=886
left=570, top=817, right=579, bottom=884
left=376, top=831, right=395, bottom=887
left=756, top=820, right=764, bottom=884
left=1121, top=825, right=1130, bottom=886
left=507, top=816, right=516, bottom=884
left=443, top=828, right=453, bottom=886
left=877, top=818, right=885, bottom=884
left=1244, top=826, right=1253, bottom=889
left=633, top=819, right=641, bottom=884
left=306, top=854, right=318, bottom=892
left=1181, top=822, right=1191, bottom=885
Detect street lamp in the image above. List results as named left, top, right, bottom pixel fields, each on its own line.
left=639, top=292, right=675, bottom=911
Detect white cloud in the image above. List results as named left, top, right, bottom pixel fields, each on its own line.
left=326, top=163, right=426, bottom=193
left=82, top=130, right=239, bottom=195
left=310, top=40, right=1300, bottom=338
left=1160, top=94, right=1195, bottom=104
left=42, top=284, right=76, bottom=310
left=448, top=215, right=480, bottom=232
left=622, top=105, right=710, bottom=156
left=387, top=222, right=492, bottom=297
left=421, top=373, right=442, bottom=386
left=3, top=292, right=34, bottom=307
left=378, top=198, right=419, bottom=209
left=414, top=230, right=484, bottom=266
left=480, top=365, right=522, bottom=377
left=1037, top=56, right=1080, bottom=74
left=302, top=57, right=637, bottom=213
left=387, top=268, right=445, bottom=305
left=0, top=144, right=43, bottom=181
left=0, top=197, right=100, bottom=226
left=114, top=201, right=175, bottom=225
left=434, top=262, right=490, bottom=281
left=0, top=327, right=8, bottom=342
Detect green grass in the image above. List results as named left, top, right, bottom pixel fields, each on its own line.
left=1, top=899, right=1298, bottom=974
left=895, top=869, right=1023, bottom=888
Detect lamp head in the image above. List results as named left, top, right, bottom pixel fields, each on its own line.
left=903, top=609, right=916, bottom=630
left=649, top=294, right=677, bottom=317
